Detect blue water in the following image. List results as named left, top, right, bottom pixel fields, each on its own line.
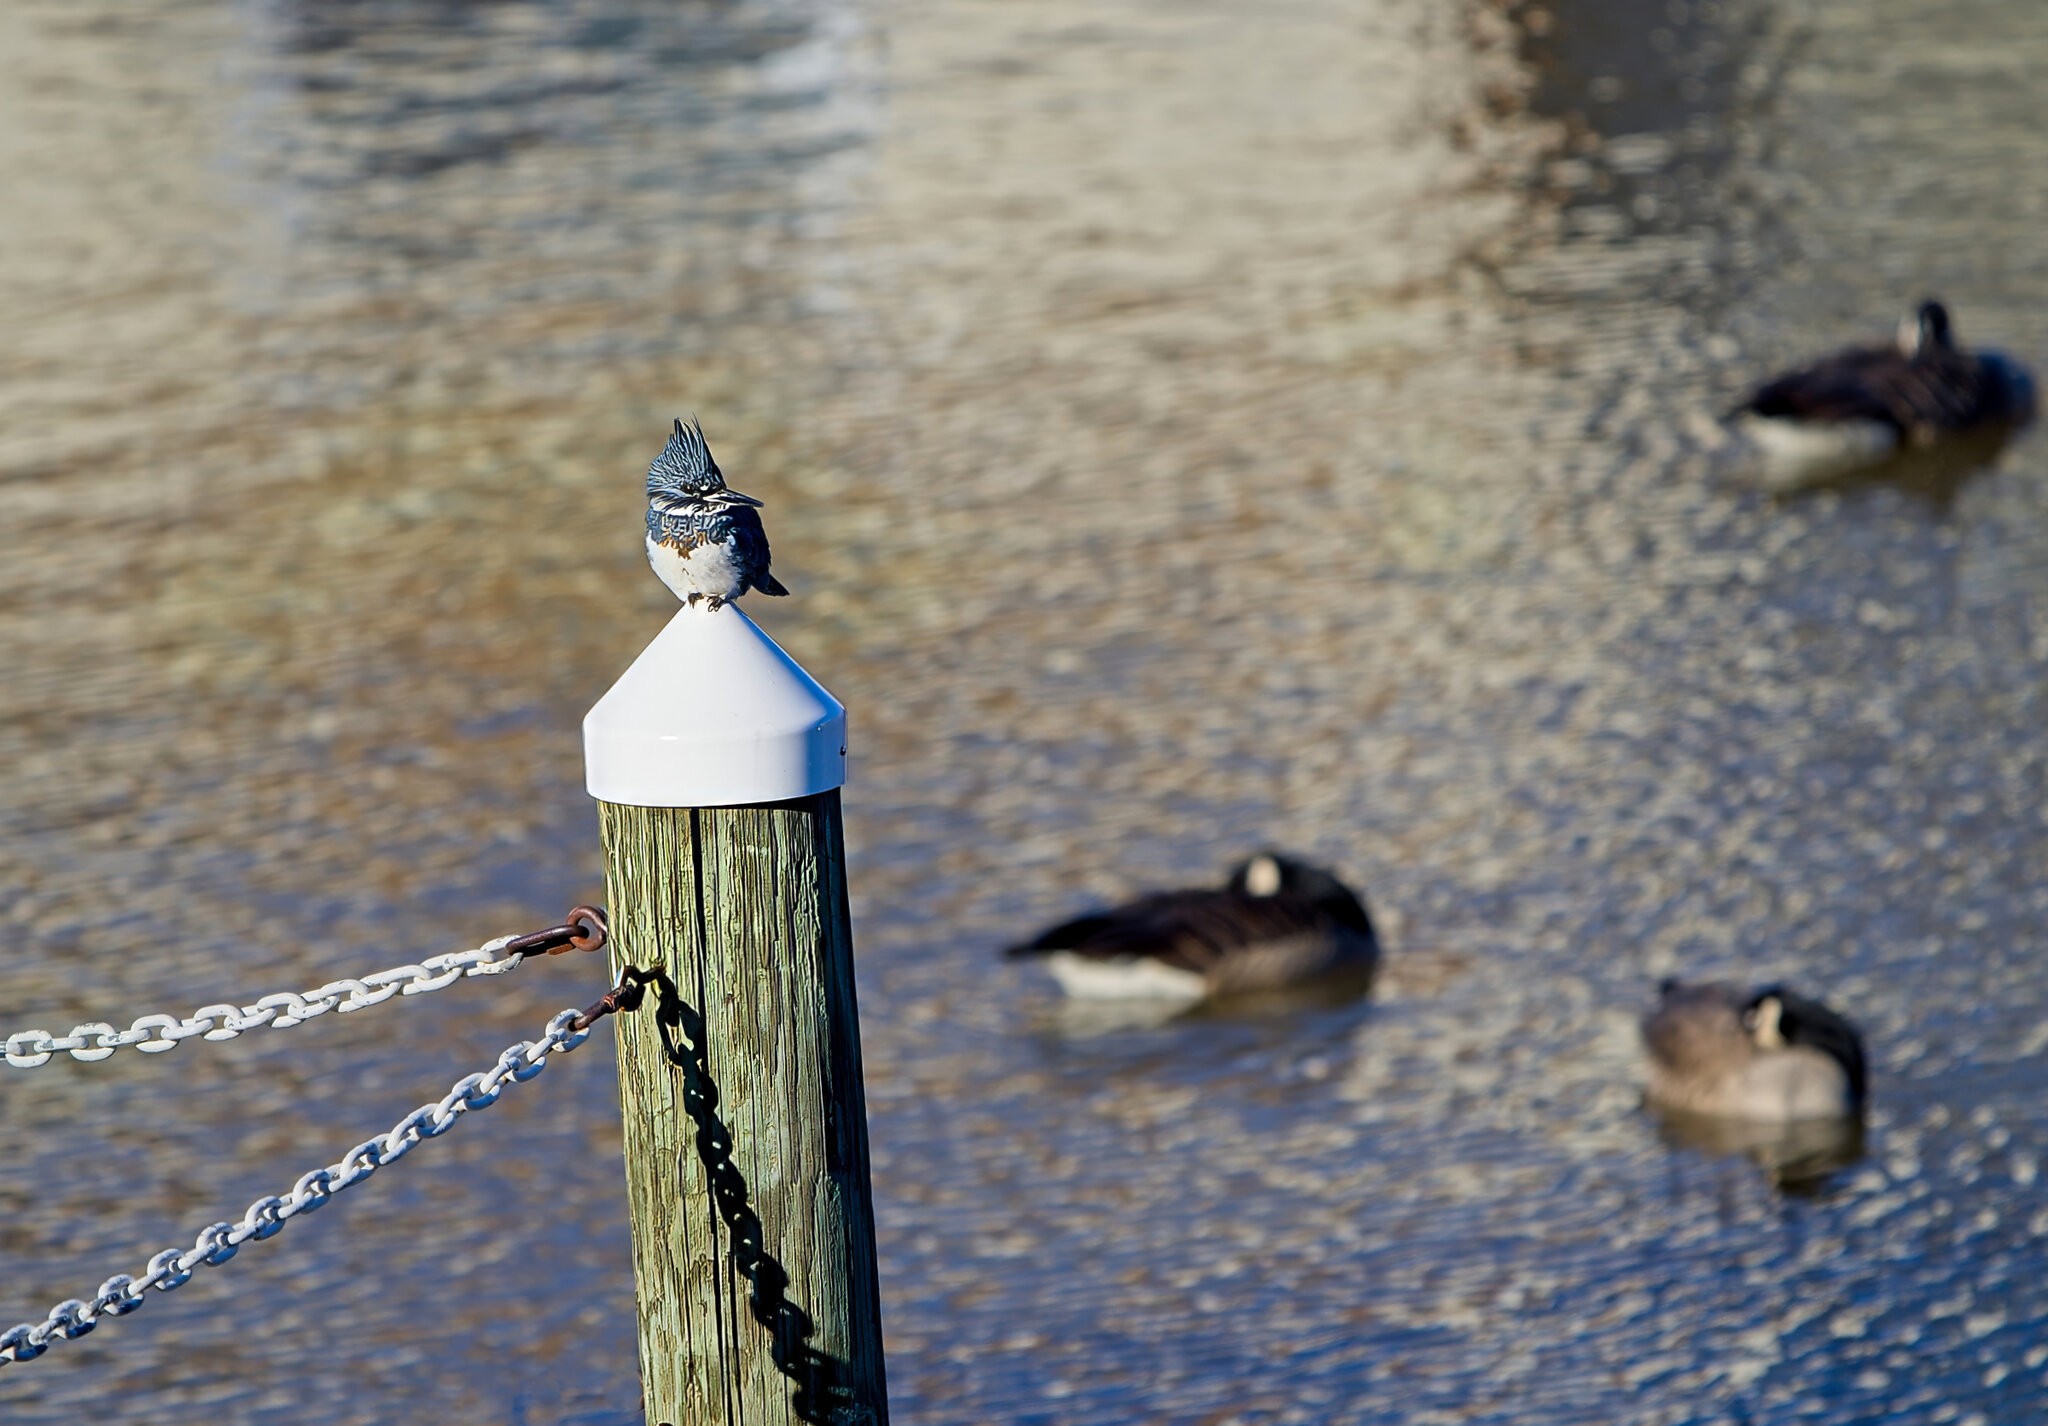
left=5, top=0, right=2048, bottom=1421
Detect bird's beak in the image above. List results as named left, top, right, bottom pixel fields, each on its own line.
left=711, top=489, right=765, bottom=508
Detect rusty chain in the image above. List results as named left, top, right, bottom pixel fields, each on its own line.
left=4, top=907, right=608, bottom=1068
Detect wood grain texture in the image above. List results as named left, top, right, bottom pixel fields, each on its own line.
left=600, top=793, right=888, bottom=1426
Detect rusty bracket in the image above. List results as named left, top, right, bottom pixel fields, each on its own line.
left=501, top=905, right=609, bottom=961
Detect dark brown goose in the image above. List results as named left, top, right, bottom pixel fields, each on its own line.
left=1641, top=980, right=1868, bottom=1123
left=1006, top=852, right=1378, bottom=1002
left=1730, top=300, right=2036, bottom=480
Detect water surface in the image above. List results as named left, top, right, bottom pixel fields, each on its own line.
left=5, top=0, right=2048, bottom=1421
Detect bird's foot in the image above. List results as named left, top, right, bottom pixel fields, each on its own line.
left=704, top=596, right=727, bottom=612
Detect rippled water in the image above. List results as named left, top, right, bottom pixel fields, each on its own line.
left=6, top=0, right=2048, bottom=1421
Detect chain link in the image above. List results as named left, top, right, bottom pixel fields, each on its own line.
left=0, top=976, right=643, bottom=1370
left=4, top=908, right=606, bottom=1068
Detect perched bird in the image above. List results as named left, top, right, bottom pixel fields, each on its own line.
left=1640, top=980, right=1867, bottom=1123
left=1006, top=852, right=1379, bottom=1002
left=1729, top=299, right=2036, bottom=481
left=643, top=416, right=789, bottom=610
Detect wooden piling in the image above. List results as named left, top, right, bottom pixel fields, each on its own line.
left=598, top=793, right=886, bottom=1426
left=584, top=598, right=880, bottom=1426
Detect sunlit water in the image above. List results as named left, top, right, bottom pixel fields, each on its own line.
left=5, top=0, right=2048, bottom=1421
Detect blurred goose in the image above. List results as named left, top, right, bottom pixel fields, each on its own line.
left=1641, top=980, right=1867, bottom=1123
left=1006, top=852, right=1379, bottom=1002
left=1730, top=299, right=2036, bottom=480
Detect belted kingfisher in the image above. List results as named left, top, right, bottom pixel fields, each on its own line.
left=643, top=416, right=789, bottom=610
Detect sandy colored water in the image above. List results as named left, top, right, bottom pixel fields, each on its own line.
left=6, top=0, right=2048, bottom=1421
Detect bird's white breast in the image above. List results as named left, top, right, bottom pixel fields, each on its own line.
left=1736, top=1048, right=1853, bottom=1122
left=646, top=531, right=745, bottom=603
left=1735, top=413, right=1899, bottom=489
left=1044, top=952, right=1208, bottom=1002
left=1647, top=1045, right=1852, bottom=1123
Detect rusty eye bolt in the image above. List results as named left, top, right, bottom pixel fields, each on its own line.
left=501, top=906, right=609, bottom=961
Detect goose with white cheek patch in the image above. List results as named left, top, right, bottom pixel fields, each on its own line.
left=1006, top=852, right=1379, bottom=1003
left=1641, top=980, right=1868, bottom=1124
left=1729, top=299, right=2036, bottom=482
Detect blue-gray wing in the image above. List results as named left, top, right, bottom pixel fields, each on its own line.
left=728, top=507, right=788, bottom=596
left=646, top=416, right=723, bottom=498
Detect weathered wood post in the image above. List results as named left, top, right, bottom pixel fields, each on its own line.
left=584, top=603, right=887, bottom=1426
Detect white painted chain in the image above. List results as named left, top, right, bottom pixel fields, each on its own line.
left=4, top=935, right=531, bottom=1068
left=0, top=1005, right=596, bottom=1368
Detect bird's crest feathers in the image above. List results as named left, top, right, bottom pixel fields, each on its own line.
left=647, top=415, right=726, bottom=497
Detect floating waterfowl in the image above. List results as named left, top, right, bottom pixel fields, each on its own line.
left=1006, top=852, right=1379, bottom=1002
left=1729, top=299, right=2036, bottom=483
left=1640, top=980, right=1867, bottom=1123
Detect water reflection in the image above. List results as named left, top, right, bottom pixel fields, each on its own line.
left=1649, top=1105, right=1867, bottom=1195
left=8, top=0, right=2048, bottom=1420
left=1508, top=0, right=1787, bottom=261
left=228, top=0, right=877, bottom=408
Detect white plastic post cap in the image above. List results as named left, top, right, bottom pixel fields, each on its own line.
left=583, top=604, right=847, bottom=808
